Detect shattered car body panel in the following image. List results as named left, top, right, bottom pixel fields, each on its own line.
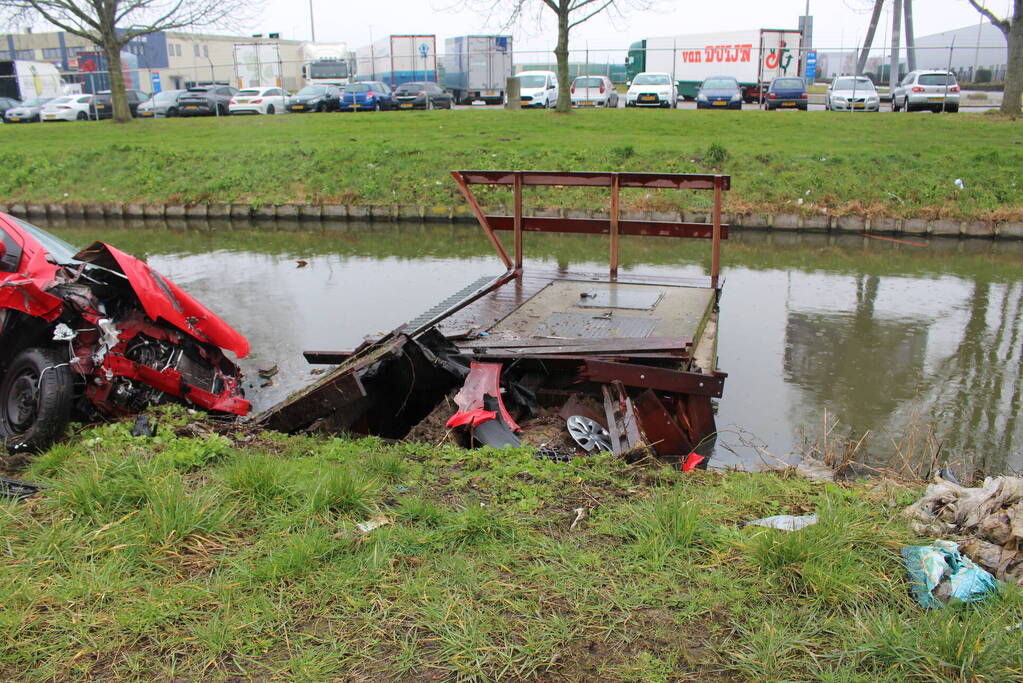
left=0, top=213, right=250, bottom=451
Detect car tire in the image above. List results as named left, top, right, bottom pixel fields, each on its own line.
left=427, top=99, right=434, bottom=111
left=77, top=111, right=88, bottom=121
left=374, top=102, right=381, bottom=112
left=903, top=98, right=912, bottom=113
left=167, top=107, right=177, bottom=118
left=0, top=347, right=73, bottom=454
left=947, top=105, right=959, bottom=113
left=266, top=104, right=275, bottom=115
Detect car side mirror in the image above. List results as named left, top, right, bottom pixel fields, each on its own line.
left=548, top=84, right=556, bottom=90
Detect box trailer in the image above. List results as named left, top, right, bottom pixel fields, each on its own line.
left=356, top=35, right=437, bottom=88
left=233, top=43, right=285, bottom=89
left=626, top=29, right=803, bottom=102
left=300, top=43, right=354, bottom=87
left=443, top=35, right=513, bottom=104
left=0, top=60, right=65, bottom=101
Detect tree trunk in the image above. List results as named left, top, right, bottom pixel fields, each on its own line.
left=1003, top=20, right=1023, bottom=116
left=102, top=42, right=132, bottom=123
left=555, top=6, right=571, bottom=113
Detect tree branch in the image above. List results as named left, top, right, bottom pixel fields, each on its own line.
left=965, top=0, right=1010, bottom=33
left=568, top=0, right=615, bottom=28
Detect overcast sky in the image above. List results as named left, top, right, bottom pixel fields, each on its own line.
left=255, top=0, right=1004, bottom=57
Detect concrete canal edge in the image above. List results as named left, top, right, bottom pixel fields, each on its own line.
left=4, top=202, right=1022, bottom=239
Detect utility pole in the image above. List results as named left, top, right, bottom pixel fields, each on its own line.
left=857, top=0, right=884, bottom=75
left=308, top=0, right=316, bottom=42
left=903, top=0, right=916, bottom=72
left=889, top=0, right=903, bottom=91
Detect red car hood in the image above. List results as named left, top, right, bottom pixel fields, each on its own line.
left=75, top=242, right=250, bottom=358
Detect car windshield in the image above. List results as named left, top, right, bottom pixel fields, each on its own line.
left=701, top=79, right=737, bottom=90
left=345, top=84, right=371, bottom=93
left=633, top=74, right=669, bottom=85
left=396, top=83, right=429, bottom=93
left=832, top=77, right=874, bottom=91
left=153, top=90, right=181, bottom=103
left=186, top=87, right=212, bottom=93
left=517, top=75, right=548, bottom=88
left=919, top=74, right=956, bottom=86
left=773, top=78, right=804, bottom=89
left=49, top=97, right=73, bottom=105
left=13, top=218, right=80, bottom=265
left=237, top=90, right=261, bottom=96
left=22, top=98, right=48, bottom=107
left=76, top=95, right=92, bottom=103
left=297, top=86, right=325, bottom=96
left=574, top=77, right=604, bottom=88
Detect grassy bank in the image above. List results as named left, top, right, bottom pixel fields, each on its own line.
left=3, top=408, right=1023, bottom=680
left=1, top=110, right=1021, bottom=220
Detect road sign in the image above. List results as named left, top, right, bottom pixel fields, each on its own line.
left=805, top=50, right=817, bottom=81
left=151, top=71, right=162, bottom=94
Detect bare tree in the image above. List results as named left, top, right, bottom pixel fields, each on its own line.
left=471, top=0, right=650, bottom=112
left=966, top=0, right=1022, bottom=116
left=1, top=0, right=259, bottom=122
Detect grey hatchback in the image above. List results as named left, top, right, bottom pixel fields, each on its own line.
left=892, top=71, right=960, bottom=113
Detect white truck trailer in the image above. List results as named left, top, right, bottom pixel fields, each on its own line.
left=301, top=43, right=354, bottom=87
left=355, top=35, right=437, bottom=88
left=0, top=60, right=65, bottom=101
left=626, top=29, right=803, bottom=102
left=442, top=35, right=513, bottom=104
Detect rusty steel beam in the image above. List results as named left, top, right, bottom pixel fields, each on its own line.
left=610, top=173, right=620, bottom=280
left=712, top=176, right=723, bottom=288
left=579, top=360, right=727, bottom=398
left=450, top=170, right=512, bottom=269
left=487, top=216, right=729, bottom=240
left=457, top=170, right=731, bottom=191
left=633, top=389, right=692, bottom=456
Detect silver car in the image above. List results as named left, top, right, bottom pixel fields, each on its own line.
left=4, top=97, right=54, bottom=123
left=825, top=77, right=880, bottom=112
left=571, top=75, right=618, bottom=108
left=892, top=70, right=960, bottom=113
left=136, top=89, right=186, bottom=118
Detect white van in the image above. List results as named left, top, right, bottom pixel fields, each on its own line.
left=515, top=70, right=558, bottom=108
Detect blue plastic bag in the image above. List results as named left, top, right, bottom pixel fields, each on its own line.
left=901, top=540, right=998, bottom=608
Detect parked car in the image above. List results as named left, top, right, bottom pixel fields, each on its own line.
left=288, top=84, right=342, bottom=112
left=825, top=76, right=880, bottom=112
left=136, top=89, right=187, bottom=118
left=625, top=72, right=676, bottom=108
left=338, top=82, right=392, bottom=111
left=177, top=85, right=238, bottom=117
left=893, top=70, right=960, bottom=112
left=514, top=70, right=558, bottom=108
left=40, top=94, right=93, bottom=122
left=0, top=213, right=250, bottom=453
left=229, top=87, right=289, bottom=115
left=393, top=81, right=453, bottom=110
left=91, top=90, right=150, bottom=119
left=696, top=76, right=742, bottom=110
left=571, top=75, right=618, bottom=108
left=4, top=97, right=54, bottom=123
left=765, top=77, right=808, bottom=110
left=0, top=97, right=21, bottom=121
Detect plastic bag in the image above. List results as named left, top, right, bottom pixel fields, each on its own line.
left=746, top=514, right=818, bottom=531
left=901, top=540, right=998, bottom=608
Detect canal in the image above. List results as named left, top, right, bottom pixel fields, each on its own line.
left=40, top=217, right=1023, bottom=474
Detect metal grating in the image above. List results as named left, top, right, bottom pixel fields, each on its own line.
left=532, top=312, right=657, bottom=339
left=575, top=288, right=664, bottom=310
left=401, top=275, right=502, bottom=333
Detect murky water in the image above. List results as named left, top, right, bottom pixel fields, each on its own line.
left=38, top=216, right=1023, bottom=474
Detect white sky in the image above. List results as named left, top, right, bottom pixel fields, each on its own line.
left=256, top=0, right=1005, bottom=57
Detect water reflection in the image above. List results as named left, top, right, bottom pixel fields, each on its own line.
left=33, top=215, right=1023, bottom=473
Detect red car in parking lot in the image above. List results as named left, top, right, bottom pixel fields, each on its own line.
left=0, top=213, right=250, bottom=452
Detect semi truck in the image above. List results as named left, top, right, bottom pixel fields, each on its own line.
left=442, top=35, right=513, bottom=104
left=355, top=35, right=437, bottom=88
left=301, top=43, right=354, bottom=87
left=233, top=42, right=284, bottom=89
left=0, top=60, right=66, bottom=101
left=626, top=29, right=803, bottom=102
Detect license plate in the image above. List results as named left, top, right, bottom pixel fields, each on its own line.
left=712, top=101, right=726, bottom=106
left=9, top=116, right=20, bottom=121
left=853, top=103, right=865, bottom=109
left=293, top=104, right=304, bottom=110
left=45, top=114, right=56, bottom=119
left=97, top=105, right=107, bottom=110
left=640, top=95, right=656, bottom=101
left=352, top=104, right=360, bottom=109
left=186, top=105, right=198, bottom=110
left=400, top=103, right=413, bottom=109
left=484, top=90, right=496, bottom=97
left=782, top=101, right=795, bottom=107
left=928, top=97, right=943, bottom=102
left=582, top=100, right=594, bottom=106
left=237, top=99, right=248, bottom=104
left=141, top=111, right=154, bottom=117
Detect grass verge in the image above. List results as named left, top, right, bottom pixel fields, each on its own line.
left=1, top=109, right=1020, bottom=220
left=2, top=406, right=1023, bottom=680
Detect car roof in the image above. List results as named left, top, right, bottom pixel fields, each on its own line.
left=517, top=70, right=555, bottom=76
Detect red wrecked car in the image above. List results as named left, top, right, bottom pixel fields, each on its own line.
left=0, top=212, right=250, bottom=452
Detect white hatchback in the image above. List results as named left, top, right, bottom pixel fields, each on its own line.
left=229, top=87, right=289, bottom=115
left=41, top=95, right=94, bottom=122
left=515, top=71, right=558, bottom=108
left=626, top=72, right=677, bottom=108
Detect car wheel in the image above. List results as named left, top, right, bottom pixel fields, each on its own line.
left=947, top=105, right=959, bottom=113
left=76, top=111, right=88, bottom=121
left=167, top=107, right=177, bottom=117
left=374, top=101, right=381, bottom=112
left=903, top=98, right=912, bottom=113
left=0, top=347, right=73, bottom=453
left=427, top=99, right=434, bottom=111
left=266, top=104, right=275, bottom=115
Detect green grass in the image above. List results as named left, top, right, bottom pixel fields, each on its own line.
left=3, top=406, right=1023, bottom=680
left=1, top=109, right=1020, bottom=220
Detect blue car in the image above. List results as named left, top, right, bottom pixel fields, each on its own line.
left=696, top=77, right=742, bottom=110
left=340, top=82, right=394, bottom=112
left=766, top=77, right=808, bottom=110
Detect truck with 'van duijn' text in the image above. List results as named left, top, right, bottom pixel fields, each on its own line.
left=626, top=29, right=803, bottom=102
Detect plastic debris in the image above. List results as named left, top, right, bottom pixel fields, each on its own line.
left=904, top=475, right=1023, bottom=584
left=746, top=514, right=818, bottom=532
left=356, top=516, right=392, bottom=533
left=569, top=507, right=588, bottom=530
left=681, top=452, right=705, bottom=472
left=954, top=178, right=965, bottom=190
left=130, top=415, right=155, bottom=437
left=901, top=540, right=998, bottom=608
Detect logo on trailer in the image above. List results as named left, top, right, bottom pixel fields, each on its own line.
left=765, top=40, right=794, bottom=74
left=418, top=43, right=430, bottom=59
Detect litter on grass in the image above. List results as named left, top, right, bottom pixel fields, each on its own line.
left=901, top=540, right=998, bottom=608
left=904, top=475, right=1023, bottom=584
left=356, top=516, right=392, bottom=533
left=746, top=513, right=818, bottom=531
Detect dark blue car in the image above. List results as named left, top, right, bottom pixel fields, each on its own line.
left=766, top=77, right=808, bottom=110
left=339, top=82, right=394, bottom=112
left=696, top=77, right=742, bottom=110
